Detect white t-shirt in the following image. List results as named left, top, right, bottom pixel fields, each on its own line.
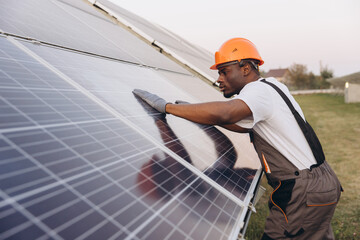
left=235, top=77, right=317, bottom=170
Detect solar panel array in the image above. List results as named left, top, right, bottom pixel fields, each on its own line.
left=0, top=0, right=261, bottom=239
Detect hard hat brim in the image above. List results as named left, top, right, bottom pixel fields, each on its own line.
left=210, top=64, right=217, bottom=70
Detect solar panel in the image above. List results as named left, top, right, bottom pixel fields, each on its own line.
left=0, top=0, right=186, bottom=73
left=91, top=0, right=219, bottom=83
left=0, top=1, right=261, bottom=239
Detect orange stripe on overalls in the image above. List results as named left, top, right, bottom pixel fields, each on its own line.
left=262, top=153, right=271, bottom=173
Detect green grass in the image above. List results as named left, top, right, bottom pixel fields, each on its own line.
left=245, top=94, right=360, bottom=240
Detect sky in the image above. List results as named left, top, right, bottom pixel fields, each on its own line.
left=110, top=0, right=360, bottom=77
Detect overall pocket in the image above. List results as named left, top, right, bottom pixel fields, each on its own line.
left=303, top=186, right=339, bottom=227
left=307, top=188, right=338, bottom=206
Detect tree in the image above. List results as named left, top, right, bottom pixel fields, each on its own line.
left=286, top=63, right=333, bottom=90
left=287, top=63, right=309, bottom=90
left=308, top=71, right=323, bottom=89
left=319, top=64, right=333, bottom=89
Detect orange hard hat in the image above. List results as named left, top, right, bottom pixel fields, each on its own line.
left=210, top=38, right=264, bottom=70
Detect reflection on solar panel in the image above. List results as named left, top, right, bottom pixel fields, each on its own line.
left=0, top=0, right=261, bottom=239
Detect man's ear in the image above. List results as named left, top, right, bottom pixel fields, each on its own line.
left=242, top=63, right=251, bottom=76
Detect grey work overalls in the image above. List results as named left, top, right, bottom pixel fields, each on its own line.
left=251, top=130, right=342, bottom=240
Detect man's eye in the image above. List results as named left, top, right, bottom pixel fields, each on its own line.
left=218, top=69, right=228, bottom=76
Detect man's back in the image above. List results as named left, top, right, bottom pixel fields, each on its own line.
left=235, top=77, right=317, bottom=170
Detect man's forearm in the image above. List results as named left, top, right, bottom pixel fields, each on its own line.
left=166, top=102, right=232, bottom=125
left=166, top=99, right=252, bottom=126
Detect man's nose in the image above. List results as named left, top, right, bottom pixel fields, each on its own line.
left=217, top=75, right=224, bottom=84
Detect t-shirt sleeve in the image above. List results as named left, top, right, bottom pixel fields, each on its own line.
left=234, top=82, right=273, bottom=128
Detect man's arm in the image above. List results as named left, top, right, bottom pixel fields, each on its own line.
left=165, top=99, right=252, bottom=126
left=132, top=89, right=252, bottom=129
left=173, top=99, right=250, bottom=133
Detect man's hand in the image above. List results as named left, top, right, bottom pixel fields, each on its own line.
left=132, top=89, right=169, bottom=113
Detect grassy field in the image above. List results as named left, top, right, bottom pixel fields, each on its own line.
left=245, top=93, right=360, bottom=240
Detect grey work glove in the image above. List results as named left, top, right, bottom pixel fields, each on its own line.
left=132, top=89, right=169, bottom=113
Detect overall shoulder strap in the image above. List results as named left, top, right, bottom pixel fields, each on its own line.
left=260, top=79, right=297, bottom=114
left=260, top=79, right=325, bottom=165
left=260, top=79, right=305, bottom=126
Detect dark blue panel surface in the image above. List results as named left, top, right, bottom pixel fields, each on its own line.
left=135, top=179, right=242, bottom=240
left=0, top=36, right=73, bottom=89
left=0, top=37, right=115, bottom=130
left=0, top=88, right=114, bottom=128
left=1, top=121, right=242, bottom=239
